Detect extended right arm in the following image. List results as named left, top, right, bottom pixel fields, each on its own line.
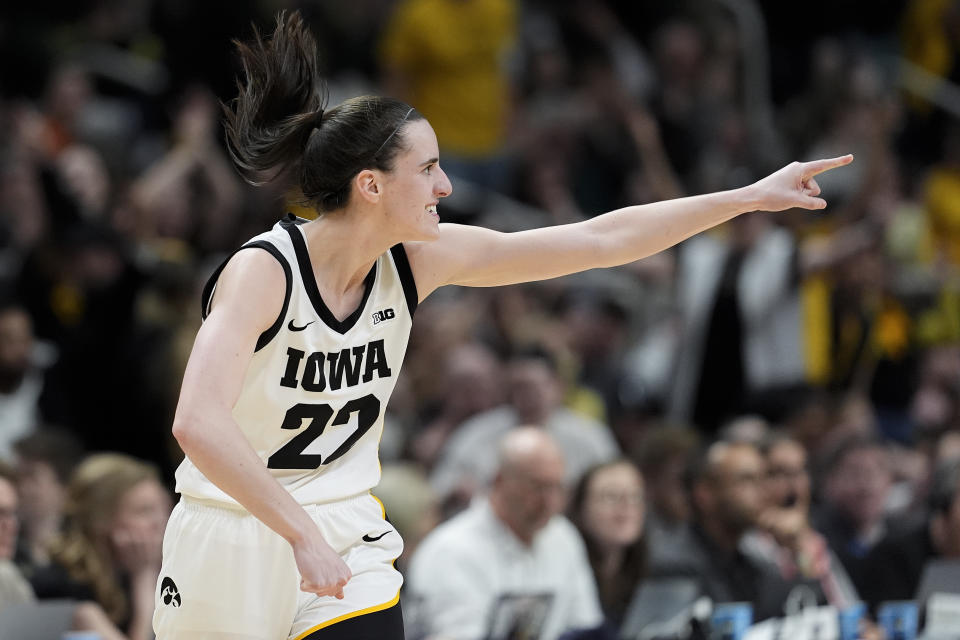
left=171, top=249, right=350, bottom=597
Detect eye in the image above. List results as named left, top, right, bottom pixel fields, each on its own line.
left=423, top=165, right=433, bottom=175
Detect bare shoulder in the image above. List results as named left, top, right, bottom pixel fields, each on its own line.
left=404, top=223, right=471, bottom=259
left=207, top=247, right=287, bottom=335
left=402, top=224, right=502, bottom=300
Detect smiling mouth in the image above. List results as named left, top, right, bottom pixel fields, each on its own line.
left=426, top=204, right=438, bottom=216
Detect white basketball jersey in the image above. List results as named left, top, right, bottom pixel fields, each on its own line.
left=174, top=215, right=418, bottom=505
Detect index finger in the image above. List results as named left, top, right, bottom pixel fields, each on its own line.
left=803, top=154, right=854, bottom=177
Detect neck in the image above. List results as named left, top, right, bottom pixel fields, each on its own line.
left=489, top=494, right=535, bottom=547
left=597, top=545, right=624, bottom=578
left=698, top=516, right=742, bottom=553
left=303, top=210, right=391, bottom=293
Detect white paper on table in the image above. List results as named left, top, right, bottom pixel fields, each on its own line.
left=926, top=592, right=960, bottom=637
left=743, top=606, right=839, bottom=640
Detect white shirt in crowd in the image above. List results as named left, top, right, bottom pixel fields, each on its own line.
left=406, top=497, right=603, bottom=640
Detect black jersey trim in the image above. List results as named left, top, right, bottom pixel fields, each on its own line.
left=283, top=212, right=310, bottom=226
left=282, top=218, right=377, bottom=335
left=200, top=240, right=293, bottom=352
left=389, top=243, right=418, bottom=317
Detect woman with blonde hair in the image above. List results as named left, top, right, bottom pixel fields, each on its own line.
left=30, top=453, right=172, bottom=640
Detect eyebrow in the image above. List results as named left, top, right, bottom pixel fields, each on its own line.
left=419, top=157, right=438, bottom=167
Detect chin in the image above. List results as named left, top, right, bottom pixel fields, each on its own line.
left=414, top=224, right=441, bottom=242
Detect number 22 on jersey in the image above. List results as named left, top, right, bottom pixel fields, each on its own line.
left=267, top=394, right=380, bottom=469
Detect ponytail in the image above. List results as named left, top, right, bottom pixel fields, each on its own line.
left=223, top=10, right=423, bottom=212
left=223, top=10, right=327, bottom=187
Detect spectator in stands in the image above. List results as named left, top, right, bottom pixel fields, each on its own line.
left=0, top=299, right=46, bottom=459
left=656, top=441, right=819, bottom=621
left=407, top=341, right=503, bottom=471
left=0, top=461, right=33, bottom=611
left=745, top=436, right=859, bottom=608
left=668, top=213, right=807, bottom=433
left=430, top=345, right=618, bottom=509
left=569, top=459, right=647, bottom=629
left=407, top=427, right=602, bottom=640
left=128, top=86, right=243, bottom=256
left=859, top=458, right=960, bottom=608
left=813, top=436, right=894, bottom=592
left=0, top=461, right=128, bottom=640
left=556, top=291, right=631, bottom=425
left=30, top=453, right=171, bottom=640
left=11, top=428, right=84, bottom=578
left=379, top=0, right=517, bottom=192
left=634, top=425, right=701, bottom=577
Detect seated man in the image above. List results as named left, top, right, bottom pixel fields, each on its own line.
left=649, top=441, right=823, bottom=621
left=407, top=427, right=603, bottom=640
left=811, top=436, right=894, bottom=592
left=745, top=436, right=859, bottom=609
left=859, top=458, right=960, bottom=609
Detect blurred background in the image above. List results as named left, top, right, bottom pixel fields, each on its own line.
left=0, top=0, right=959, bottom=638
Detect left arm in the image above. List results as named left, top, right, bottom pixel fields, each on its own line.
left=406, top=156, right=853, bottom=300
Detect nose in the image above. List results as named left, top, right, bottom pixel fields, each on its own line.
left=435, top=165, right=453, bottom=198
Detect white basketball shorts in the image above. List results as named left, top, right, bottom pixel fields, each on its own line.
left=153, top=492, right=403, bottom=639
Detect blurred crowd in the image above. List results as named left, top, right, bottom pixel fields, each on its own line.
left=1, top=0, right=960, bottom=638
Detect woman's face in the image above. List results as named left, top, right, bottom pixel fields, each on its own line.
left=379, top=119, right=452, bottom=242
left=581, top=463, right=645, bottom=550
left=112, top=479, right=172, bottom=537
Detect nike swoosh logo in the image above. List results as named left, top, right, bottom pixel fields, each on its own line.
left=362, top=531, right=391, bottom=542
left=288, top=319, right=315, bottom=332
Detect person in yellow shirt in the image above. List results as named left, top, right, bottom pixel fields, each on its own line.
left=379, top=0, right=517, bottom=192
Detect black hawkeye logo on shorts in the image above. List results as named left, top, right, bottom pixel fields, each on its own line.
left=288, top=319, right=315, bottom=332
left=160, top=576, right=181, bottom=607
left=362, top=531, right=391, bottom=542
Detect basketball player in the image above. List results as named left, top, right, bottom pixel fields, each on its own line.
left=153, top=10, right=853, bottom=640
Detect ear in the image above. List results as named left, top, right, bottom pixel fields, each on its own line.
left=353, top=169, right=381, bottom=205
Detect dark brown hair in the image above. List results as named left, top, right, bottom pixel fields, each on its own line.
left=13, top=427, right=85, bottom=484
left=569, top=459, right=647, bottom=623
left=223, top=11, right=422, bottom=212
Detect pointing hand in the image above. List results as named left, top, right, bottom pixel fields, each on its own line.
left=749, top=155, right=854, bottom=213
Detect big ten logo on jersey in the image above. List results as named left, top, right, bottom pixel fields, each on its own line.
left=279, top=339, right=392, bottom=392
left=371, top=308, right=395, bottom=325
